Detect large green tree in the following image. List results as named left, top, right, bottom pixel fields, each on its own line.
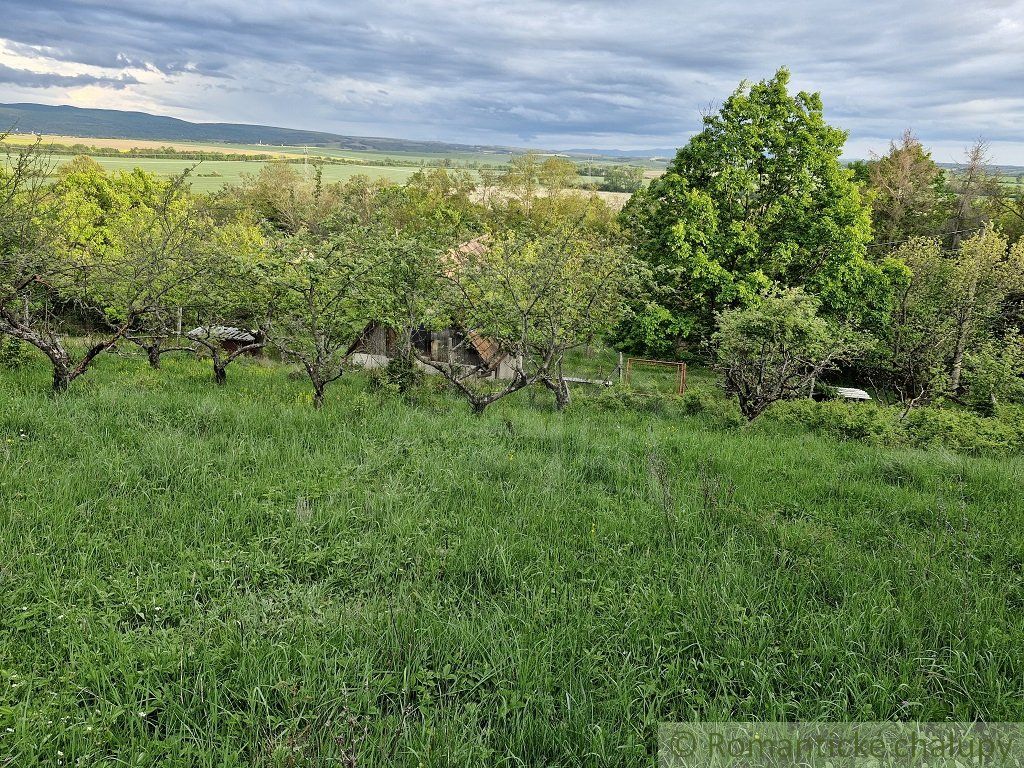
left=620, top=68, right=889, bottom=355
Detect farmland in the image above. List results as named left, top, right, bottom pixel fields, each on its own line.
left=61, top=156, right=421, bottom=192
left=2, top=353, right=1022, bottom=765
left=1, top=132, right=655, bottom=197
left=58, top=155, right=626, bottom=202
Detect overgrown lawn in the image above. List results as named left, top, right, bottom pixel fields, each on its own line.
left=1, top=355, right=1022, bottom=766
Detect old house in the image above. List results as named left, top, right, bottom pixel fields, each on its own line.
left=347, top=237, right=522, bottom=380
left=348, top=323, right=521, bottom=379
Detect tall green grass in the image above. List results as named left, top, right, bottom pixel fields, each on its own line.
left=1, top=354, right=1022, bottom=766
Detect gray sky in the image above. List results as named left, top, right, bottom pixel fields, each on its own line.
left=1, top=0, right=1023, bottom=163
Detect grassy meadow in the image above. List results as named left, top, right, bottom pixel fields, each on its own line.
left=1, top=351, right=1023, bottom=765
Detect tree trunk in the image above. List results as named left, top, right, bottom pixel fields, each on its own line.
left=214, top=364, right=227, bottom=386
left=545, top=377, right=571, bottom=411
left=949, top=272, right=979, bottom=393
left=312, top=384, right=325, bottom=409
left=52, top=364, right=71, bottom=394
left=471, top=399, right=488, bottom=416
left=949, top=333, right=968, bottom=393
left=146, top=344, right=161, bottom=369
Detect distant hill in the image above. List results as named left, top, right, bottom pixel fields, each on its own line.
left=565, top=148, right=676, bottom=160
left=0, top=102, right=508, bottom=154
left=0, top=102, right=680, bottom=161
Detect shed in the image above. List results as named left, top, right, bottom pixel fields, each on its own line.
left=348, top=323, right=519, bottom=380
left=347, top=237, right=521, bottom=379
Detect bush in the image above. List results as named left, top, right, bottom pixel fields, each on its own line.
left=714, top=289, right=867, bottom=419
left=680, top=385, right=744, bottom=427
left=369, top=355, right=425, bottom=396
left=0, top=334, right=30, bottom=370
left=587, top=386, right=682, bottom=415
left=962, top=331, right=1024, bottom=414
left=757, top=399, right=904, bottom=446
left=903, top=407, right=1023, bottom=455
left=748, top=397, right=1024, bottom=455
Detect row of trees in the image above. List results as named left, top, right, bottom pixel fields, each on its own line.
left=0, top=143, right=634, bottom=412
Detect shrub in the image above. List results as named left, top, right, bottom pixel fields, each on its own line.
left=962, top=331, right=1024, bottom=414
left=0, top=334, right=30, bottom=370
left=903, top=407, right=1023, bottom=455
left=680, top=385, right=744, bottom=427
left=714, top=289, right=867, bottom=419
left=750, top=397, right=1024, bottom=455
left=369, top=354, right=424, bottom=395
left=756, top=399, right=904, bottom=446
left=588, top=386, right=682, bottom=415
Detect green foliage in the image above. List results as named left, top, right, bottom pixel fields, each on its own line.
left=865, top=229, right=1024, bottom=402
left=679, top=385, right=745, bottom=427
left=426, top=220, right=636, bottom=409
left=369, top=353, right=425, bottom=395
left=902, top=406, right=1023, bottom=454
left=51, top=160, right=213, bottom=323
left=621, top=68, right=882, bottom=350
left=266, top=176, right=398, bottom=406
left=0, top=333, right=30, bottom=369
left=577, top=164, right=646, bottom=193
left=755, top=397, right=1024, bottom=455
left=586, top=386, right=684, bottom=415
left=714, top=289, right=867, bottom=419
left=962, top=330, right=1024, bottom=412
left=610, top=299, right=692, bottom=359
left=865, top=238, right=954, bottom=402
left=947, top=228, right=1024, bottom=390
left=756, top=399, right=903, bottom=446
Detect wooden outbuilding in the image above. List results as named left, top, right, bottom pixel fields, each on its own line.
left=348, top=323, right=520, bottom=380
left=347, top=236, right=521, bottom=379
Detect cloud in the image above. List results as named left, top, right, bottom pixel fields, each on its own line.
left=0, top=0, right=1022, bottom=162
left=0, top=63, right=138, bottom=89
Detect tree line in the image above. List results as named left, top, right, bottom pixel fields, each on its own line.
left=3, top=67, right=1024, bottom=423
left=0, top=148, right=633, bottom=413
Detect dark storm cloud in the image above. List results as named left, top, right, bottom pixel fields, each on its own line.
left=0, top=0, right=1022, bottom=160
left=0, top=62, right=138, bottom=89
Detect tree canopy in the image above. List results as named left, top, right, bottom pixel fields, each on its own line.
left=620, top=68, right=887, bottom=355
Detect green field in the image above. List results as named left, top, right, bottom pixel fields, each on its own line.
left=51, top=156, right=423, bottom=192
left=998, top=174, right=1024, bottom=192
left=45, top=156, right=609, bottom=193
left=1, top=352, right=1022, bottom=765
left=5, top=130, right=660, bottom=194
left=219, top=143, right=519, bottom=166
left=134, top=140, right=666, bottom=172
